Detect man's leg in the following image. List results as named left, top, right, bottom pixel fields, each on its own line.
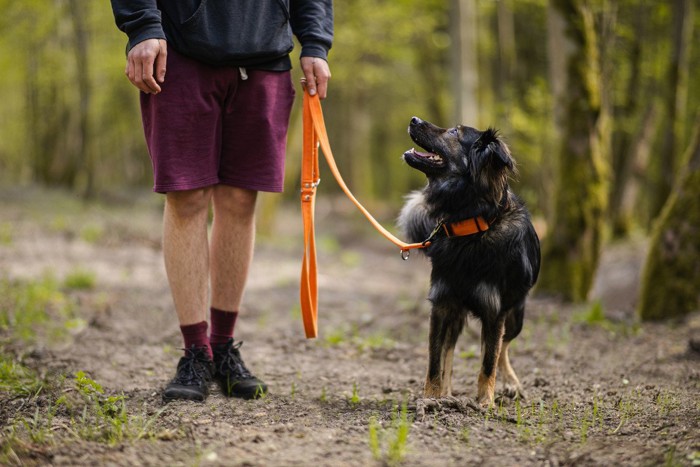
left=209, top=184, right=257, bottom=314
left=209, top=184, right=267, bottom=399
left=163, top=188, right=213, bottom=346
left=162, top=187, right=215, bottom=402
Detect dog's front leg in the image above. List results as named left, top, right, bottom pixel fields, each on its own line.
left=477, top=317, right=505, bottom=407
left=425, top=305, right=464, bottom=398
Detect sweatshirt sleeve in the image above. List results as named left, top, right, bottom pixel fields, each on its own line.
left=110, top=0, right=165, bottom=51
left=290, top=0, right=333, bottom=61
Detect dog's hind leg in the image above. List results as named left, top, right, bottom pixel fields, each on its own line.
left=425, top=305, right=464, bottom=398
left=499, top=303, right=525, bottom=399
left=497, top=341, right=523, bottom=399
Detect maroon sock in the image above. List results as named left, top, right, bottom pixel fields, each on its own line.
left=210, top=307, right=238, bottom=347
left=180, top=321, right=212, bottom=360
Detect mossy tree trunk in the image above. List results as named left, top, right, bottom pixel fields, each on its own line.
left=538, top=0, right=610, bottom=301
left=651, top=0, right=693, bottom=219
left=638, top=115, right=700, bottom=321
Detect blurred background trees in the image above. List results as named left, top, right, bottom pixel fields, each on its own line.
left=0, top=0, right=697, bottom=316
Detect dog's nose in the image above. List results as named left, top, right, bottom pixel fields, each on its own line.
left=411, top=116, right=422, bottom=125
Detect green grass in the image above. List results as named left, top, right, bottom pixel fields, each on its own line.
left=348, top=382, right=361, bottom=406
left=0, top=356, right=43, bottom=397
left=0, top=275, right=75, bottom=342
left=572, top=301, right=640, bottom=337
left=368, top=401, right=412, bottom=466
left=63, top=268, right=97, bottom=290
left=79, top=224, right=105, bottom=244
left=323, top=326, right=397, bottom=351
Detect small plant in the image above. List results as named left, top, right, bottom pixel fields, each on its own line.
left=367, top=401, right=413, bottom=466
left=580, top=300, right=606, bottom=325
left=348, top=382, right=361, bottom=406
left=387, top=402, right=411, bottom=464
left=71, top=371, right=129, bottom=444
left=63, top=268, right=97, bottom=290
left=0, top=276, right=74, bottom=342
left=21, top=406, right=54, bottom=445
left=460, top=427, right=470, bottom=445
left=80, top=224, right=104, bottom=244
left=324, top=329, right=346, bottom=346
left=655, top=390, right=679, bottom=416
left=0, top=356, right=43, bottom=397
left=368, top=416, right=381, bottom=459
left=319, top=386, right=327, bottom=403
left=458, top=346, right=478, bottom=360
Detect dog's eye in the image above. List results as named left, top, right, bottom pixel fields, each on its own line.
left=447, top=127, right=459, bottom=136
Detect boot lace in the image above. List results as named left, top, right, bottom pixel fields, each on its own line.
left=174, top=347, right=211, bottom=385
left=216, top=339, right=254, bottom=380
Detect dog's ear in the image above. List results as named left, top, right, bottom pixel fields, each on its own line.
left=479, top=129, right=514, bottom=171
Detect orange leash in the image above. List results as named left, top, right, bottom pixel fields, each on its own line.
left=300, top=91, right=426, bottom=338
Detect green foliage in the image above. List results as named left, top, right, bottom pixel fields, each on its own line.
left=0, top=356, right=43, bottom=397
left=65, top=371, right=129, bottom=444
left=367, top=401, right=412, bottom=466
left=63, top=268, right=97, bottom=290
left=348, top=382, right=361, bottom=406
left=0, top=275, right=74, bottom=342
left=79, top=224, right=105, bottom=244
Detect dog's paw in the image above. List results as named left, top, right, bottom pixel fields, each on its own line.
left=477, top=393, right=495, bottom=409
left=501, top=383, right=526, bottom=401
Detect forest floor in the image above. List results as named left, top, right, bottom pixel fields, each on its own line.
left=0, top=187, right=699, bottom=466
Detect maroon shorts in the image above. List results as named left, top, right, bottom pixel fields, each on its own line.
left=140, top=48, right=295, bottom=193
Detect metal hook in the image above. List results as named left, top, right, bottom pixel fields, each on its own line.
left=401, top=249, right=410, bottom=261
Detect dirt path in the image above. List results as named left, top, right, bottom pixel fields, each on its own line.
left=1, top=189, right=699, bottom=466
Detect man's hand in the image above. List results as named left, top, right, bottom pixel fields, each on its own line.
left=300, top=56, right=331, bottom=99
left=126, top=39, right=167, bottom=94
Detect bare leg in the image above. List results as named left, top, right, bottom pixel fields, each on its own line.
left=163, top=188, right=213, bottom=326
left=209, top=185, right=258, bottom=312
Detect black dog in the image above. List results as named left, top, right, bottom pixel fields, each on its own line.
left=398, top=117, right=540, bottom=407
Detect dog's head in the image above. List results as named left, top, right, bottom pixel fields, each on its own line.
left=403, top=117, right=515, bottom=214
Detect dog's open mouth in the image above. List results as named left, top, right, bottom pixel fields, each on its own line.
left=403, top=148, right=445, bottom=167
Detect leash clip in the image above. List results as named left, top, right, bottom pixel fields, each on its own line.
left=400, top=249, right=410, bottom=260
left=422, top=219, right=445, bottom=246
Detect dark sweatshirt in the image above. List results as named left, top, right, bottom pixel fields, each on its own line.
left=110, top=0, right=333, bottom=70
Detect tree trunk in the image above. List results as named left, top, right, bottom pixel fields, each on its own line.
left=612, top=102, right=659, bottom=235
left=651, top=0, right=693, bottom=218
left=450, top=0, right=479, bottom=125
left=495, top=0, right=516, bottom=112
left=538, top=0, right=610, bottom=301
left=638, top=114, right=700, bottom=320
left=68, top=0, right=94, bottom=198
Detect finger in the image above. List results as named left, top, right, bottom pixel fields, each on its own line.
left=314, top=63, right=331, bottom=100
left=303, top=68, right=317, bottom=96
left=155, top=40, right=167, bottom=84
left=131, top=57, right=148, bottom=93
left=141, top=54, right=161, bottom=94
